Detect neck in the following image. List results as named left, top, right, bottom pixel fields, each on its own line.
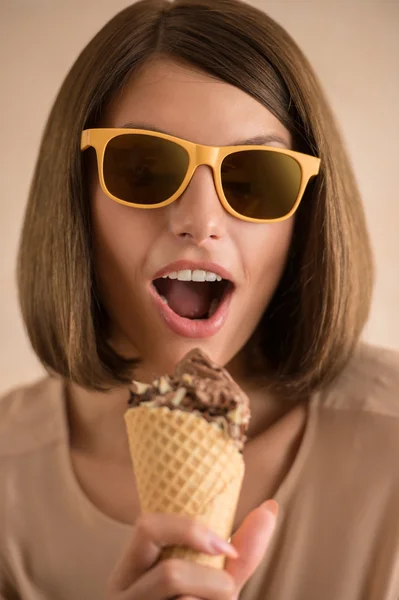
left=66, top=380, right=132, bottom=464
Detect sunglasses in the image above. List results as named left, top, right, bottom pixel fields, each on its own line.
left=81, top=128, right=321, bottom=223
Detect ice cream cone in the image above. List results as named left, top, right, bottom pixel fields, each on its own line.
left=124, top=404, right=245, bottom=569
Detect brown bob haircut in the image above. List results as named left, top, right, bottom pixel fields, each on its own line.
left=17, top=0, right=373, bottom=397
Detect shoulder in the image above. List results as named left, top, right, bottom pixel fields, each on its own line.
left=0, top=376, right=65, bottom=457
left=321, top=342, right=399, bottom=418
left=313, top=344, right=399, bottom=494
left=316, top=343, right=399, bottom=470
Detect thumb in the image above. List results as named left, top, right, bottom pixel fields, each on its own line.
left=225, top=500, right=279, bottom=593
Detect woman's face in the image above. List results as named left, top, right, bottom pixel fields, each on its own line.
left=91, top=58, right=294, bottom=376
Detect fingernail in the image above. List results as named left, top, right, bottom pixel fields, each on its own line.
left=209, top=536, right=239, bottom=558
left=261, top=499, right=279, bottom=519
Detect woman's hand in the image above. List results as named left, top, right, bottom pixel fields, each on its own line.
left=106, top=499, right=278, bottom=600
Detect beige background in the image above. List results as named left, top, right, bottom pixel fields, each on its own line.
left=1, top=0, right=398, bottom=394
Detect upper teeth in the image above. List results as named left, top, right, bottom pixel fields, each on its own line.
left=162, top=270, right=223, bottom=282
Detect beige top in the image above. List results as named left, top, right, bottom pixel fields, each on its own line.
left=1, top=343, right=399, bottom=600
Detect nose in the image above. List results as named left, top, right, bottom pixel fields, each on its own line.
left=168, top=165, right=227, bottom=245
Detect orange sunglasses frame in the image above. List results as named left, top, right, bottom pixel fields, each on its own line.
left=81, top=128, right=321, bottom=224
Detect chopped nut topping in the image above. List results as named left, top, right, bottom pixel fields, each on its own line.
left=142, top=400, right=158, bottom=408
left=213, top=415, right=230, bottom=433
left=181, top=373, right=194, bottom=385
left=158, top=376, right=172, bottom=394
left=227, top=405, right=245, bottom=425
left=132, top=381, right=151, bottom=394
left=171, top=387, right=187, bottom=406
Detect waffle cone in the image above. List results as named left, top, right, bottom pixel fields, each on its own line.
left=124, top=405, right=245, bottom=569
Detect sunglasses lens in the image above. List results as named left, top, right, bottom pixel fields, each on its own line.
left=221, top=150, right=302, bottom=220
left=103, top=134, right=189, bottom=205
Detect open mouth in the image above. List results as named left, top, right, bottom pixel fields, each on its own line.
left=151, top=275, right=234, bottom=321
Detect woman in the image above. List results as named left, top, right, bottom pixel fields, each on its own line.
left=1, top=0, right=399, bottom=598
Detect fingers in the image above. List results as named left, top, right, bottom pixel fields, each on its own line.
left=108, top=512, right=238, bottom=592
left=225, top=500, right=278, bottom=593
left=108, top=503, right=278, bottom=600
left=125, top=558, right=236, bottom=600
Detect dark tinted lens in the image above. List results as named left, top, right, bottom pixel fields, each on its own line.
left=221, top=150, right=302, bottom=219
left=103, top=134, right=189, bottom=205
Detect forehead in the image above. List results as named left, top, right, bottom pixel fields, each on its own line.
left=103, top=58, right=291, bottom=147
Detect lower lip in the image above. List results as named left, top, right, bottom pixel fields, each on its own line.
left=149, top=283, right=234, bottom=339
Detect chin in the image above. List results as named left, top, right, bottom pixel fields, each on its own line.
left=110, top=319, right=247, bottom=379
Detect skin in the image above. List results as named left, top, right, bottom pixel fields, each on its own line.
left=67, top=57, right=308, bottom=599
left=106, top=508, right=278, bottom=600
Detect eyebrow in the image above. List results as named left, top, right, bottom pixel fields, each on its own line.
left=119, top=122, right=289, bottom=147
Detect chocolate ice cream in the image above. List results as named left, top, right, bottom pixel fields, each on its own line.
left=128, top=349, right=251, bottom=452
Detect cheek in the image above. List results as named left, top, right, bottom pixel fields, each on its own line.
left=89, top=188, right=166, bottom=336
left=90, top=189, right=163, bottom=346
left=242, top=219, right=294, bottom=297
left=91, top=188, right=157, bottom=271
